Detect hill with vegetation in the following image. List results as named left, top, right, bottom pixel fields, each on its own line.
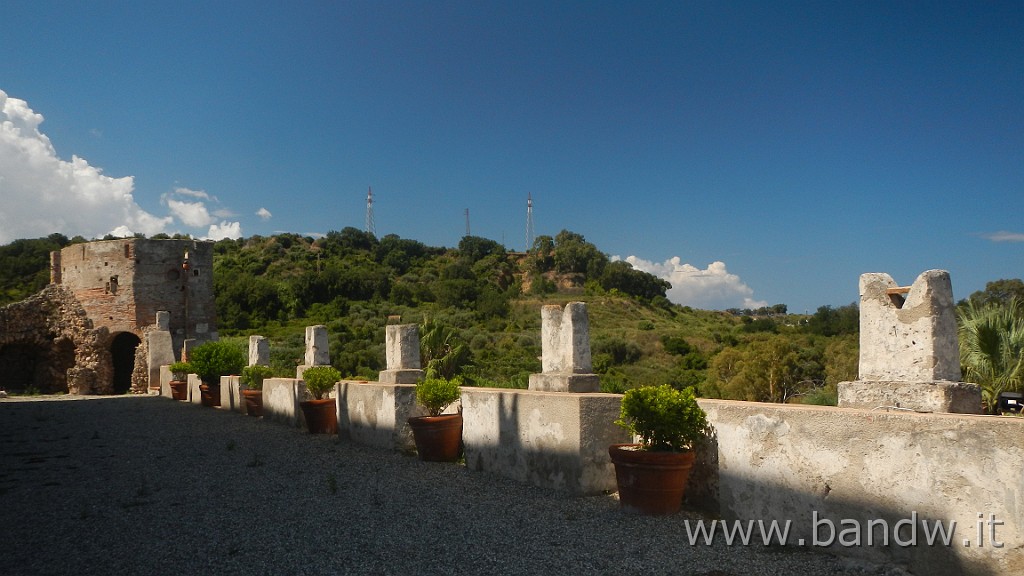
left=1, top=228, right=878, bottom=405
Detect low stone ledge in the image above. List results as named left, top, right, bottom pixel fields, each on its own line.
left=527, top=373, right=600, bottom=393
left=187, top=374, right=203, bottom=405
left=377, top=369, right=424, bottom=385
left=220, top=375, right=242, bottom=413
left=262, top=378, right=301, bottom=427
left=837, top=380, right=982, bottom=414
left=460, top=387, right=629, bottom=495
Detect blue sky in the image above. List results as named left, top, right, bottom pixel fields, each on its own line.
left=1, top=1, right=1021, bottom=312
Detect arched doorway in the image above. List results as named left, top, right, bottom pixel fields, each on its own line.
left=111, top=332, right=141, bottom=394
left=0, top=343, right=41, bottom=393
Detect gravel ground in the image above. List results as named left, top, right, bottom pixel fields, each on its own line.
left=0, top=395, right=906, bottom=576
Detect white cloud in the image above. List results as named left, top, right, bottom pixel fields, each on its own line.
left=205, top=221, right=242, bottom=240
left=615, top=255, right=768, bottom=310
left=0, top=89, right=172, bottom=243
left=173, top=187, right=213, bottom=201
left=256, top=207, right=272, bottom=221
left=166, top=198, right=214, bottom=227
left=0, top=91, right=246, bottom=244
left=161, top=187, right=241, bottom=236
left=982, top=231, right=1024, bottom=243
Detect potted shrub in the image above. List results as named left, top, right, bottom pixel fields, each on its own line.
left=168, top=361, right=192, bottom=401
left=300, top=366, right=340, bottom=434
left=609, top=384, right=710, bottom=515
left=239, top=365, right=274, bottom=417
left=190, top=341, right=247, bottom=408
left=407, top=376, right=463, bottom=462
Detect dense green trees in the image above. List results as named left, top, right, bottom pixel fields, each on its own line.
left=962, top=279, right=1024, bottom=308
left=0, top=234, right=78, bottom=305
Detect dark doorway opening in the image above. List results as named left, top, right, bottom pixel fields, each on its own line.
left=0, top=343, right=41, bottom=393
left=111, top=332, right=141, bottom=394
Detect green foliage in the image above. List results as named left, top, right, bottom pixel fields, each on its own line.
left=0, top=234, right=75, bottom=305
left=168, top=362, right=192, bottom=380
left=707, top=335, right=803, bottom=403
left=189, top=341, right=247, bottom=384
left=801, top=383, right=838, bottom=406
left=958, top=299, right=1024, bottom=413
left=600, top=260, right=670, bottom=301
left=963, top=279, right=1024, bottom=309
left=615, top=385, right=710, bottom=452
left=420, top=317, right=470, bottom=379
left=302, top=366, right=341, bottom=400
left=415, top=375, right=463, bottom=417
left=740, top=317, right=778, bottom=333
left=552, top=230, right=607, bottom=277
left=804, top=303, right=859, bottom=337
left=240, top=365, right=275, bottom=390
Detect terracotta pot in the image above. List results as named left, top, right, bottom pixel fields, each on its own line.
left=608, top=443, right=696, bottom=515
left=407, top=414, right=463, bottom=462
left=200, top=383, right=221, bottom=407
left=300, top=398, right=337, bottom=434
left=242, top=389, right=263, bottom=417
left=169, top=380, right=188, bottom=401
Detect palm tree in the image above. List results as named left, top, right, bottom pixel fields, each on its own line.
left=419, top=317, right=469, bottom=380
left=958, top=299, right=1024, bottom=413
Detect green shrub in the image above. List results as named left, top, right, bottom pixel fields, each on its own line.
left=240, top=365, right=275, bottom=390
left=415, top=376, right=463, bottom=417
left=615, top=384, right=710, bottom=452
left=168, top=362, right=192, bottom=381
left=302, top=366, right=340, bottom=400
left=189, top=341, right=246, bottom=385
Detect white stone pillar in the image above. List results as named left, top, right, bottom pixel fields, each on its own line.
left=248, top=335, right=269, bottom=367
left=304, top=325, right=329, bottom=366
left=529, top=302, right=599, bottom=392
left=296, top=325, right=330, bottom=378
left=838, top=270, right=980, bottom=413
left=379, top=324, right=425, bottom=384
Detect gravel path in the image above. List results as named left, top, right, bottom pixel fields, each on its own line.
left=0, top=395, right=902, bottom=576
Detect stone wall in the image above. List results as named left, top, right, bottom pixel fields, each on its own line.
left=0, top=285, right=111, bottom=394
left=57, top=238, right=216, bottom=355
left=690, top=399, right=1023, bottom=576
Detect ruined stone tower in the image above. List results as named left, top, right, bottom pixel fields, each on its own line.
left=0, top=238, right=216, bottom=395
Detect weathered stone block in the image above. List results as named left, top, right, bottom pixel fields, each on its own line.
left=858, top=270, right=961, bottom=382
left=378, top=369, right=424, bottom=385
left=304, top=325, right=329, bottom=366
left=248, top=335, right=269, bottom=366
left=461, top=388, right=630, bottom=495
left=385, top=324, right=421, bottom=370
left=529, top=302, right=599, bottom=393
left=837, top=380, right=982, bottom=414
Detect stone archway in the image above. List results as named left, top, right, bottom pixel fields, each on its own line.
left=0, top=342, right=42, bottom=393
left=110, top=332, right=141, bottom=395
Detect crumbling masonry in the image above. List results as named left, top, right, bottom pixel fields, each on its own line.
left=0, top=238, right=216, bottom=394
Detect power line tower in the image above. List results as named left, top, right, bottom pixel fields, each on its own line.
left=365, top=186, right=375, bottom=236
left=464, top=208, right=471, bottom=237
left=525, top=192, right=535, bottom=251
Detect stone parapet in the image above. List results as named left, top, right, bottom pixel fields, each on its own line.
left=527, top=373, right=600, bottom=393
left=460, top=387, right=630, bottom=495
left=336, top=381, right=440, bottom=451
left=377, top=369, right=424, bottom=385
left=262, top=378, right=302, bottom=427
left=837, top=380, right=982, bottom=414
left=693, top=399, right=1022, bottom=576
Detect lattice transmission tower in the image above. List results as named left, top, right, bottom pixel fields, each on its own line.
left=365, top=186, right=375, bottom=236
left=525, top=192, right=535, bottom=251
